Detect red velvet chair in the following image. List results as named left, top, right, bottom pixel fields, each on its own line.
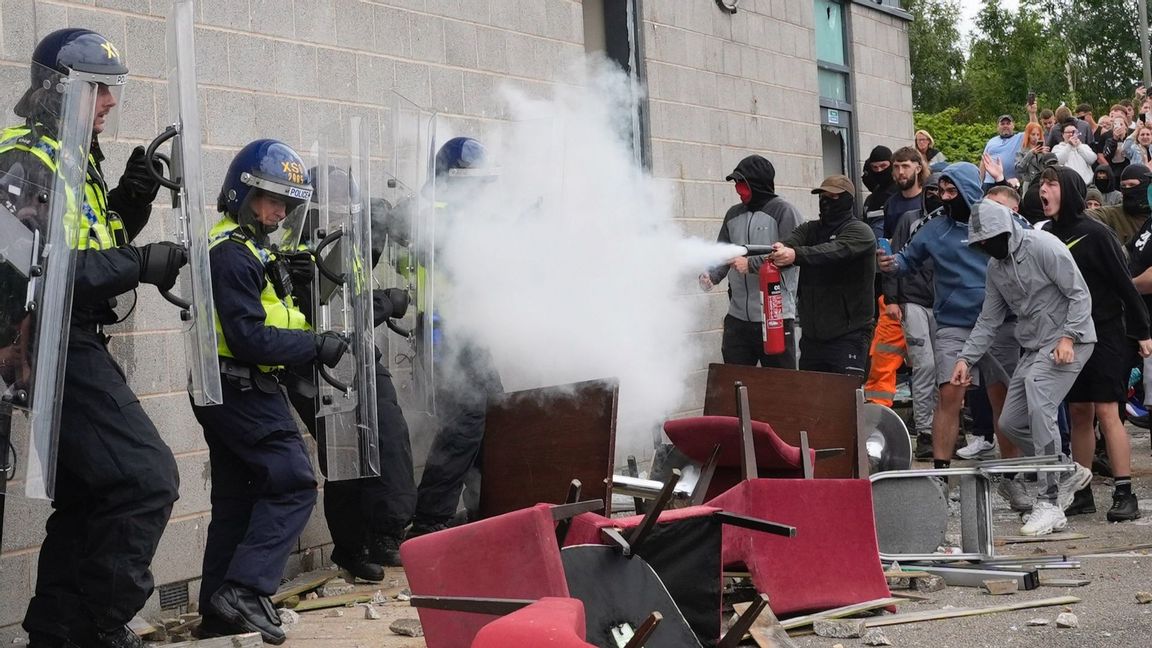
left=471, top=598, right=596, bottom=648
left=664, top=416, right=815, bottom=501
left=707, top=479, right=891, bottom=617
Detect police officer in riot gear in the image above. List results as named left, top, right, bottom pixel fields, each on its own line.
left=407, top=137, right=503, bottom=537
left=285, top=169, right=416, bottom=580
left=193, top=140, right=347, bottom=644
left=10, top=29, right=184, bottom=648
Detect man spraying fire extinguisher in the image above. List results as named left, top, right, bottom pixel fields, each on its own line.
left=701, top=155, right=801, bottom=368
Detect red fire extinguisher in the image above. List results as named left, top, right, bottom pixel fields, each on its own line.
left=759, top=262, right=785, bottom=355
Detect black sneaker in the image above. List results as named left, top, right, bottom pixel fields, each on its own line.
left=1130, top=413, right=1151, bottom=429
left=209, top=583, right=286, bottom=645
left=369, top=534, right=404, bottom=567
left=93, top=626, right=143, bottom=648
left=1065, top=487, right=1096, bottom=516
left=914, top=433, right=933, bottom=460
left=1107, top=492, right=1142, bottom=522
left=405, top=520, right=450, bottom=541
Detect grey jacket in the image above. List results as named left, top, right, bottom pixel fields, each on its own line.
left=709, top=200, right=801, bottom=321
left=960, top=201, right=1096, bottom=365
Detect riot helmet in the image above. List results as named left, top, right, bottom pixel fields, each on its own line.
left=433, top=136, right=497, bottom=205
left=217, top=139, right=313, bottom=247
left=15, top=28, right=128, bottom=138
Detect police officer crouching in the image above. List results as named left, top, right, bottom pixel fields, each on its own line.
left=193, top=140, right=347, bottom=644
left=13, top=29, right=184, bottom=648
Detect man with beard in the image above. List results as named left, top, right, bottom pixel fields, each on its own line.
left=701, top=155, right=801, bottom=368
left=767, top=175, right=875, bottom=376
left=1040, top=166, right=1152, bottom=523
left=878, top=163, right=1022, bottom=497
left=955, top=200, right=1095, bottom=535
left=981, top=115, right=1025, bottom=189
left=862, top=145, right=897, bottom=238
left=1089, top=164, right=1152, bottom=244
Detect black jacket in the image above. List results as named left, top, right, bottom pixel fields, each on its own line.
left=781, top=217, right=877, bottom=341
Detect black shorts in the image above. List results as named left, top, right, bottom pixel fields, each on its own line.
left=1066, top=318, right=1133, bottom=403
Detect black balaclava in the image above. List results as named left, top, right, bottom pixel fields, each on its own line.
left=923, top=172, right=943, bottom=214
left=726, top=155, right=777, bottom=213
left=940, top=177, right=971, bottom=223
left=861, top=145, right=894, bottom=192
left=817, top=192, right=855, bottom=235
left=1121, top=164, right=1152, bottom=216
left=1047, top=166, right=1088, bottom=232
left=1094, top=165, right=1116, bottom=194
left=977, top=232, right=1012, bottom=260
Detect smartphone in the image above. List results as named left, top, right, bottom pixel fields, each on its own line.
left=877, top=238, right=892, bottom=255
left=1027, top=91, right=1036, bottom=107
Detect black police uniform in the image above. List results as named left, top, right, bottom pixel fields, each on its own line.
left=15, top=138, right=180, bottom=643
left=193, top=224, right=318, bottom=612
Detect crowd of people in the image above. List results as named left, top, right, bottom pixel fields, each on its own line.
left=705, top=92, right=1152, bottom=538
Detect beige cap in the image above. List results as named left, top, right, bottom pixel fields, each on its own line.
left=811, top=174, right=856, bottom=196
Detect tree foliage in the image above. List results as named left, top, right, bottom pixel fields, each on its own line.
left=914, top=109, right=995, bottom=164
left=906, top=0, right=967, bottom=113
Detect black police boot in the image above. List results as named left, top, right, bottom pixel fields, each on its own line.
left=92, top=626, right=144, bottom=648
left=331, top=546, right=385, bottom=583
left=1107, top=492, right=1142, bottom=522
left=194, top=614, right=241, bottom=640
left=914, top=433, right=933, bottom=460
left=405, top=518, right=450, bottom=541
left=27, top=633, right=80, bottom=648
left=209, top=583, right=286, bottom=645
left=369, top=533, right=404, bottom=567
left=1065, top=487, right=1096, bottom=516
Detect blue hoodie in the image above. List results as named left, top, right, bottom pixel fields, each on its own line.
left=891, top=162, right=989, bottom=329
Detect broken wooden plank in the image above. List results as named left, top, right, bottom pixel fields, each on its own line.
left=1039, top=577, right=1091, bottom=587
left=862, top=596, right=1081, bottom=629
left=996, top=533, right=1089, bottom=545
left=889, top=591, right=934, bottom=601
left=128, top=615, right=156, bottom=637
left=732, top=600, right=799, bottom=648
left=292, top=591, right=375, bottom=612
left=163, top=633, right=262, bottom=648
left=271, top=568, right=340, bottom=604
left=779, top=597, right=905, bottom=631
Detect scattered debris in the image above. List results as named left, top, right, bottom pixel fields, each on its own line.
left=1137, top=591, right=1152, bottom=604
left=11, top=638, right=28, bottom=645
left=862, top=628, right=893, bottom=646
left=271, top=569, right=340, bottom=604
left=293, top=592, right=375, bottom=612
left=779, top=598, right=905, bottom=631
left=278, top=608, right=300, bottom=626
left=320, top=578, right=356, bottom=598
left=982, top=579, right=1019, bottom=596
left=1039, top=578, right=1090, bottom=588
left=163, top=633, right=262, bottom=648
left=997, top=532, right=1090, bottom=545
left=372, top=590, right=389, bottom=605
left=327, top=609, right=344, bottom=618
left=859, top=596, right=1080, bottom=629
left=179, top=613, right=199, bottom=623
left=396, top=587, right=412, bottom=601
left=813, top=619, right=867, bottom=639
left=1027, top=618, right=1050, bottom=626
left=1056, top=612, right=1078, bottom=628
left=730, top=599, right=798, bottom=648
left=364, top=604, right=382, bottom=620
left=389, top=618, right=425, bottom=637
left=915, top=575, right=946, bottom=593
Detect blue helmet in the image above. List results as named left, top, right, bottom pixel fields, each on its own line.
left=17, top=28, right=128, bottom=120
left=218, top=139, right=313, bottom=239
left=434, top=137, right=492, bottom=179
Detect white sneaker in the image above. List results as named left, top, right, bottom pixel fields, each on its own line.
left=956, top=437, right=997, bottom=460
left=1057, top=463, right=1094, bottom=511
left=996, top=477, right=1033, bottom=512
left=1020, top=501, right=1067, bottom=536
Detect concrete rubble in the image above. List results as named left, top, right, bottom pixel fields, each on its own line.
left=389, top=618, right=424, bottom=637
left=813, top=618, right=867, bottom=638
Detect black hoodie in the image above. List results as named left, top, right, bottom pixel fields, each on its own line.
left=1044, top=166, right=1151, bottom=339
left=725, top=155, right=777, bottom=213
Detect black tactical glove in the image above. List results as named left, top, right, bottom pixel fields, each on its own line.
left=315, top=331, right=349, bottom=368
left=372, top=288, right=409, bottom=327
left=280, top=250, right=315, bottom=286
left=119, top=145, right=163, bottom=205
left=138, top=241, right=188, bottom=291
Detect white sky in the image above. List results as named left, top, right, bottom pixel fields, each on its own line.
left=958, top=0, right=1021, bottom=43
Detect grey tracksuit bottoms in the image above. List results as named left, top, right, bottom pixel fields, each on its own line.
left=901, top=303, right=937, bottom=434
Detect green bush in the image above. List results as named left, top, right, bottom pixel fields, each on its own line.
left=914, top=109, right=999, bottom=165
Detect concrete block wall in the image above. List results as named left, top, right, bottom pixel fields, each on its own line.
left=849, top=1, right=914, bottom=168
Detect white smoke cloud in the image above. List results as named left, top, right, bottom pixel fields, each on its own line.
left=434, top=60, right=741, bottom=455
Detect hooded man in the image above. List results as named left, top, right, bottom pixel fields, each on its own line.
left=1040, top=165, right=1152, bottom=523
left=702, top=155, right=801, bottom=368
left=1089, top=164, right=1152, bottom=244
left=955, top=200, right=1096, bottom=536
left=767, top=175, right=875, bottom=376
left=862, top=145, right=897, bottom=238
left=1092, top=166, right=1123, bottom=206
left=877, top=163, right=1022, bottom=493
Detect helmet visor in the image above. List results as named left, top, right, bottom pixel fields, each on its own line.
left=15, top=61, right=125, bottom=141
left=237, top=173, right=313, bottom=248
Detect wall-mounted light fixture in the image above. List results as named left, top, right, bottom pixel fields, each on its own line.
left=715, top=0, right=739, bottom=14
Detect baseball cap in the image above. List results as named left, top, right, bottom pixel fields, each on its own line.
left=998, top=114, right=1015, bottom=123
left=811, top=175, right=855, bottom=196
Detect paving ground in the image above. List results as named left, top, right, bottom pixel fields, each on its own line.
left=265, top=428, right=1152, bottom=647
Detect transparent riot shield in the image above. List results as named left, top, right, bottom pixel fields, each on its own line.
left=378, top=91, right=437, bottom=415
left=144, top=0, right=222, bottom=407
left=307, top=116, right=380, bottom=480
left=0, top=64, right=100, bottom=499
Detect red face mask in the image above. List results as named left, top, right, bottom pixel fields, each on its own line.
left=735, top=180, right=752, bottom=204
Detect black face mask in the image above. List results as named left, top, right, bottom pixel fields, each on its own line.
left=1095, top=174, right=1114, bottom=194
left=944, top=195, right=971, bottom=223
left=976, top=233, right=1011, bottom=260
left=1122, top=183, right=1152, bottom=216
left=924, top=192, right=943, bottom=215
left=862, top=168, right=891, bottom=192
left=819, top=193, right=854, bottom=221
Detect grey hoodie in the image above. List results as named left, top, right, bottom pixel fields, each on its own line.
left=959, top=200, right=1096, bottom=365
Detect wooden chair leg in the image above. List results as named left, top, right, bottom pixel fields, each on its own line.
left=627, top=469, right=680, bottom=554
left=621, top=611, right=663, bottom=648
left=716, top=593, right=769, bottom=648
left=800, top=430, right=814, bottom=479
left=690, top=444, right=722, bottom=506
left=627, top=456, right=648, bottom=515
left=555, top=479, right=583, bottom=545
left=736, top=382, right=758, bottom=482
